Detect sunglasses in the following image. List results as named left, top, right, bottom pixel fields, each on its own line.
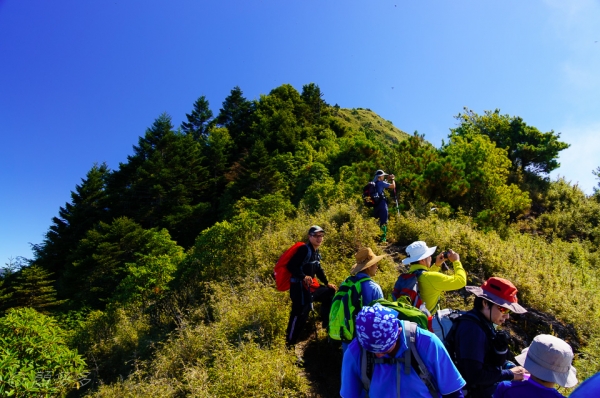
left=497, top=305, right=512, bottom=314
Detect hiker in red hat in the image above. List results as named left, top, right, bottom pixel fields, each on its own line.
left=445, top=277, right=529, bottom=397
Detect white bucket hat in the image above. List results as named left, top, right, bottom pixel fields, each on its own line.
left=515, top=334, right=578, bottom=388
left=401, top=241, right=437, bottom=265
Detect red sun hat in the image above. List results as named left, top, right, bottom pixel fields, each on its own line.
left=465, top=277, right=527, bottom=314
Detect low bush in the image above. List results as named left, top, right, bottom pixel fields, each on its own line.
left=0, top=307, right=87, bottom=397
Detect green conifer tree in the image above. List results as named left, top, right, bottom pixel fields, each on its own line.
left=216, top=86, right=254, bottom=153
left=109, top=113, right=211, bottom=247
left=181, top=95, right=214, bottom=141
left=8, top=265, right=64, bottom=313
left=32, top=163, right=111, bottom=281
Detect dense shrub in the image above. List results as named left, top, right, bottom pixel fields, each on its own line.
left=0, top=307, right=87, bottom=397
left=390, top=212, right=600, bottom=380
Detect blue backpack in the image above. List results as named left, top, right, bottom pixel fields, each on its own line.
left=391, top=269, right=429, bottom=312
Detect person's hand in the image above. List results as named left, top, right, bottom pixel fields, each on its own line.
left=510, top=366, right=528, bottom=381
left=435, top=252, right=446, bottom=267
left=446, top=249, right=460, bottom=263
left=327, top=283, right=338, bottom=292
left=303, top=275, right=312, bottom=289
left=389, top=174, right=395, bottom=180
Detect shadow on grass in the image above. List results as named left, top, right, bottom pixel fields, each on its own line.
left=302, top=336, right=344, bottom=398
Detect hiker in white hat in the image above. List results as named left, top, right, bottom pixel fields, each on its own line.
left=494, top=334, right=578, bottom=397
left=392, top=240, right=466, bottom=338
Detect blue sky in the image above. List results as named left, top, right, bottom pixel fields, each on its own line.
left=1, top=0, right=599, bottom=266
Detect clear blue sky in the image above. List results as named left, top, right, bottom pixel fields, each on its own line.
left=1, top=0, right=599, bottom=266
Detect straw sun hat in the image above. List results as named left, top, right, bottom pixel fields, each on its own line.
left=350, top=247, right=386, bottom=275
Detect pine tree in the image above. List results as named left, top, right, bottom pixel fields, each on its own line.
left=216, top=86, right=254, bottom=153
left=32, top=163, right=111, bottom=291
left=181, top=95, right=214, bottom=141
left=108, top=113, right=211, bottom=247
left=8, top=265, right=64, bottom=313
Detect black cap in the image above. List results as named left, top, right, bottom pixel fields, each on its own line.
left=308, top=225, right=325, bottom=235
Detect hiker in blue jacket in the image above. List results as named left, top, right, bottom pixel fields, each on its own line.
left=449, top=277, right=528, bottom=397
left=341, top=303, right=466, bottom=397
left=285, top=225, right=337, bottom=346
left=372, top=169, right=395, bottom=243
left=340, top=247, right=386, bottom=352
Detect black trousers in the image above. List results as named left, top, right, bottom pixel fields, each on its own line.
left=285, top=283, right=335, bottom=345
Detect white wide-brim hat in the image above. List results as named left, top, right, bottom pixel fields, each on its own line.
left=401, top=241, right=437, bottom=265
left=515, top=334, right=577, bottom=388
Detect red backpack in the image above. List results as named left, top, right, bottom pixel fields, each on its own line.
left=274, top=242, right=312, bottom=291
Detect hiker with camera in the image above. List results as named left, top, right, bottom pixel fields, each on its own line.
left=372, top=169, right=395, bottom=243
left=446, top=277, right=528, bottom=397
left=393, top=241, right=467, bottom=339
left=285, top=225, right=337, bottom=346
left=340, top=303, right=466, bottom=397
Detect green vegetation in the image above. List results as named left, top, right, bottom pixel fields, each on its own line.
left=0, top=308, right=87, bottom=397
left=1, top=83, right=598, bottom=396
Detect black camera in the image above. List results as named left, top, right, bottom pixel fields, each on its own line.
left=442, top=250, right=450, bottom=259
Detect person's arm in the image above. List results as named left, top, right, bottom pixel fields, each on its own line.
left=457, top=358, right=515, bottom=386
left=386, top=174, right=396, bottom=189
left=362, top=279, right=384, bottom=305
left=415, top=327, right=466, bottom=396
left=314, top=257, right=329, bottom=286
left=340, top=342, right=364, bottom=398
left=286, top=245, right=309, bottom=280
left=425, top=260, right=466, bottom=292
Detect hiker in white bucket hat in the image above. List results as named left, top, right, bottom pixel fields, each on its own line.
left=494, top=334, right=577, bottom=397
left=393, top=240, right=467, bottom=340
left=399, top=241, right=467, bottom=313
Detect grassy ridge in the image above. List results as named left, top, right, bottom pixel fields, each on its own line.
left=85, top=202, right=599, bottom=397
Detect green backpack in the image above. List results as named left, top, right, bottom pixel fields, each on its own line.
left=371, top=298, right=430, bottom=331
left=329, top=275, right=372, bottom=341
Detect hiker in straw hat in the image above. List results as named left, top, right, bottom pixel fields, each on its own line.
left=494, top=334, right=578, bottom=397
left=448, top=277, right=528, bottom=397
left=339, top=247, right=386, bottom=352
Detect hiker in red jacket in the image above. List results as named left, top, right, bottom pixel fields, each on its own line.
left=285, top=225, right=337, bottom=346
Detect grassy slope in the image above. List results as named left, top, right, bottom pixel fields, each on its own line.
left=82, top=107, right=598, bottom=397
left=334, top=107, right=410, bottom=145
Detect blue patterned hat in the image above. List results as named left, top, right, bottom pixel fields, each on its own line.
left=355, top=303, right=400, bottom=353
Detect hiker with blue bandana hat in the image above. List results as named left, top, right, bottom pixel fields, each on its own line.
left=341, top=303, right=466, bottom=398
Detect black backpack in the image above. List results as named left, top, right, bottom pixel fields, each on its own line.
left=360, top=321, right=438, bottom=397
left=444, top=311, right=509, bottom=368
left=362, top=181, right=381, bottom=207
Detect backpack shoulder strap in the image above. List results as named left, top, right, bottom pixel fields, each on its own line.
left=359, top=322, right=437, bottom=398
left=405, top=321, right=438, bottom=397
left=303, top=243, right=312, bottom=265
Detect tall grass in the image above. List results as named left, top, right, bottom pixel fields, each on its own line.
left=83, top=203, right=599, bottom=396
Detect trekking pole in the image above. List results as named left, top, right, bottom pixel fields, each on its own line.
left=393, top=184, right=400, bottom=217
